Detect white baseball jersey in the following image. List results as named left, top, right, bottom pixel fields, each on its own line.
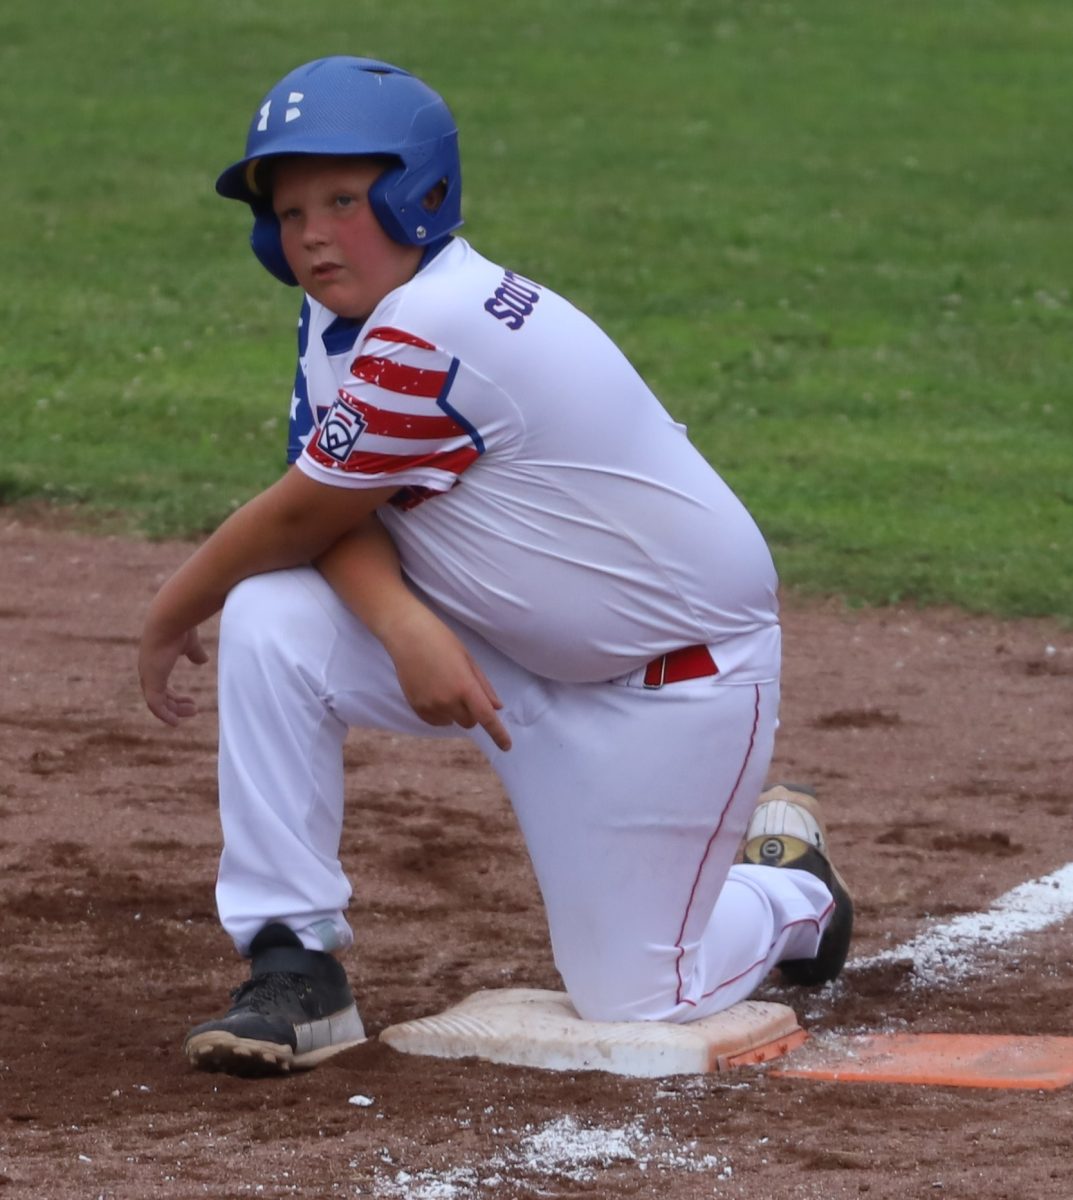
left=287, top=238, right=779, bottom=684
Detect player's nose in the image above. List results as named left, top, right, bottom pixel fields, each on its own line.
left=300, top=214, right=330, bottom=248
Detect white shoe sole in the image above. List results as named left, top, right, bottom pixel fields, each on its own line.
left=184, top=1004, right=366, bottom=1074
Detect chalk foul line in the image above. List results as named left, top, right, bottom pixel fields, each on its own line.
left=846, top=861, right=1073, bottom=985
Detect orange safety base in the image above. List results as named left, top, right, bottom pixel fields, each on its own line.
left=771, top=1032, right=1073, bottom=1090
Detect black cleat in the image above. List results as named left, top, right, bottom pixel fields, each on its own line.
left=743, top=784, right=854, bottom=985
left=183, top=923, right=366, bottom=1075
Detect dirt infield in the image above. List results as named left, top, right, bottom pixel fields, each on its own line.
left=2, top=512, right=1072, bottom=1199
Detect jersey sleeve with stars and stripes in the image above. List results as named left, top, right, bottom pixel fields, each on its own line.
left=293, top=323, right=510, bottom=498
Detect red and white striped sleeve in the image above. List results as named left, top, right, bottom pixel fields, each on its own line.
left=297, top=325, right=486, bottom=492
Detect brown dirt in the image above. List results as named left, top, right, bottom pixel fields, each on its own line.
left=2, top=510, right=1072, bottom=1200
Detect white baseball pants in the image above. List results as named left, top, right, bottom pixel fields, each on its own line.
left=215, top=568, right=832, bottom=1023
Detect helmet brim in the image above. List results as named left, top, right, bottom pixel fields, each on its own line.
left=215, top=157, right=268, bottom=203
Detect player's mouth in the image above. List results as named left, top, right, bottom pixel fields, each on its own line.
left=311, top=262, right=344, bottom=280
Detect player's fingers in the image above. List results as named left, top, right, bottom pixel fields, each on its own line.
left=145, top=688, right=198, bottom=726
left=481, top=712, right=512, bottom=752
left=145, top=691, right=180, bottom=726
left=460, top=690, right=512, bottom=752
left=447, top=666, right=511, bottom=750
left=413, top=706, right=454, bottom=727
left=169, top=692, right=199, bottom=718
left=467, top=657, right=503, bottom=710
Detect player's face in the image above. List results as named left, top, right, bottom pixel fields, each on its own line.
left=272, top=157, right=423, bottom=319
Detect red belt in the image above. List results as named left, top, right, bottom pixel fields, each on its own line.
left=643, top=644, right=718, bottom=689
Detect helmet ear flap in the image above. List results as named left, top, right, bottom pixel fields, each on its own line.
left=250, top=207, right=298, bottom=286
left=368, top=150, right=459, bottom=246
left=367, top=161, right=409, bottom=245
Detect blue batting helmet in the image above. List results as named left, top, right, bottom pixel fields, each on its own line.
left=216, top=56, right=463, bottom=285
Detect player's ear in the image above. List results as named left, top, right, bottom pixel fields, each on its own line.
left=422, top=178, right=448, bottom=212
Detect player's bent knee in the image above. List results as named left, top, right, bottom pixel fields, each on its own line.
left=220, top=570, right=315, bottom=653
left=557, top=955, right=686, bottom=1025
left=567, top=983, right=684, bottom=1025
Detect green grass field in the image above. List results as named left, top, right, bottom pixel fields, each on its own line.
left=4, top=0, right=1071, bottom=617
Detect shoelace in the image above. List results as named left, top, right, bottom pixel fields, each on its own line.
left=230, top=972, right=311, bottom=1013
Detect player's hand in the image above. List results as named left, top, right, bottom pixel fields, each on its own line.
left=138, top=625, right=210, bottom=726
left=383, top=608, right=512, bottom=751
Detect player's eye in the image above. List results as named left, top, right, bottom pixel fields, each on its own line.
left=334, top=193, right=357, bottom=210
left=276, top=206, right=301, bottom=222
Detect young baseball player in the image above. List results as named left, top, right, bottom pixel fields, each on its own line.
left=138, top=55, right=853, bottom=1076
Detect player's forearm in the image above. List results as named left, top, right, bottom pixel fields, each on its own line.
left=145, top=471, right=390, bottom=641
left=316, top=521, right=511, bottom=751
left=315, top=519, right=425, bottom=646
left=147, top=500, right=305, bottom=639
